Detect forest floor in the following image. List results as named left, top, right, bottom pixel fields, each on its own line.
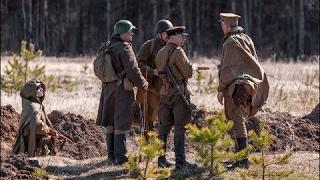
left=1, top=56, right=319, bottom=179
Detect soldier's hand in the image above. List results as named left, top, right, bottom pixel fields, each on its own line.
left=48, top=128, right=58, bottom=137
left=217, top=92, right=224, bottom=105
left=153, top=69, right=159, bottom=76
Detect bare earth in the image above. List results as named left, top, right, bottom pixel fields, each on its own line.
left=1, top=56, right=319, bottom=179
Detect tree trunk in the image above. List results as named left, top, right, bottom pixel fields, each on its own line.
left=242, top=1, right=249, bottom=34
left=22, top=0, right=27, bottom=40
left=231, top=0, right=236, bottom=12
left=255, top=0, right=262, bottom=50
left=28, top=0, right=32, bottom=42
left=152, top=0, right=157, bottom=26
left=163, top=0, right=170, bottom=19
left=299, top=0, right=305, bottom=55
left=106, top=0, right=111, bottom=37
left=180, top=0, right=186, bottom=25
left=196, top=0, right=201, bottom=55
left=43, top=0, right=48, bottom=52
left=292, top=0, right=297, bottom=58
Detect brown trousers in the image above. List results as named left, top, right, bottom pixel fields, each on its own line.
left=158, top=95, right=191, bottom=136
left=224, top=90, right=250, bottom=138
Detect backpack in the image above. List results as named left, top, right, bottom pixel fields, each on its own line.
left=93, top=42, right=121, bottom=82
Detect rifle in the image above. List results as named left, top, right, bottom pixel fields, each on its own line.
left=164, top=66, right=190, bottom=107
left=49, top=128, right=72, bottom=151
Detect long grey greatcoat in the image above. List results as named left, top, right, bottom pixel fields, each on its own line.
left=96, top=35, right=147, bottom=132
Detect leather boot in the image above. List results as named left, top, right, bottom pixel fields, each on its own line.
left=226, top=137, right=249, bottom=169
left=158, top=134, right=174, bottom=168
left=106, top=133, right=115, bottom=163
left=114, top=134, right=128, bottom=165
left=174, top=131, right=197, bottom=170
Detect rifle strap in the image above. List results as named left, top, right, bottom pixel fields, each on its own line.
left=165, top=47, right=177, bottom=79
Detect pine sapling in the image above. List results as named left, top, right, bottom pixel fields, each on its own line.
left=124, top=131, right=171, bottom=179
left=186, top=112, right=251, bottom=176
left=1, top=41, right=58, bottom=93
left=246, top=122, right=293, bottom=179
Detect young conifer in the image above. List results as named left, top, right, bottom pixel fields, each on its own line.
left=124, top=131, right=171, bottom=179
left=186, top=112, right=251, bottom=175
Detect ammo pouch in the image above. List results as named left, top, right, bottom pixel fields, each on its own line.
left=232, top=84, right=252, bottom=106
left=116, top=71, right=133, bottom=91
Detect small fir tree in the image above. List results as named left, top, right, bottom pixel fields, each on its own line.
left=186, top=112, right=251, bottom=176
left=241, top=122, right=293, bottom=179
left=124, top=131, right=171, bottom=179
left=1, top=41, right=57, bottom=93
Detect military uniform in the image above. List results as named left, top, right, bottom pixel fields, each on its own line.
left=135, top=20, right=173, bottom=131
left=96, top=20, right=148, bottom=165
left=218, top=13, right=269, bottom=168
left=135, top=38, right=165, bottom=131
left=155, top=26, right=196, bottom=169
left=12, top=80, right=55, bottom=157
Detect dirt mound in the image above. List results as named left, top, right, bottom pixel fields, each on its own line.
left=1, top=105, right=318, bottom=162
left=0, top=106, right=106, bottom=160
left=247, top=111, right=319, bottom=152
left=303, top=104, right=319, bottom=124
left=0, top=154, right=41, bottom=179
left=47, top=110, right=106, bottom=160
left=0, top=105, right=20, bottom=155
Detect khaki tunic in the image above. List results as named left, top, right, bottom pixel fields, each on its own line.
left=12, top=80, right=52, bottom=157
left=135, top=38, right=165, bottom=130
left=218, top=27, right=269, bottom=138
left=96, top=35, right=148, bottom=134
left=155, top=43, right=194, bottom=134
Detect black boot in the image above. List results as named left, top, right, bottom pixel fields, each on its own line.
left=106, top=133, right=115, bottom=163
left=227, top=137, right=249, bottom=169
left=114, top=134, right=128, bottom=165
left=236, top=137, right=249, bottom=168
left=174, top=131, right=197, bottom=170
left=158, top=134, right=174, bottom=168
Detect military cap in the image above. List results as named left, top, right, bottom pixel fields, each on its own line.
left=166, top=26, right=188, bottom=36
left=219, top=13, right=241, bottom=24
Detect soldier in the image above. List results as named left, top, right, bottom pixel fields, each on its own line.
left=155, top=26, right=200, bottom=170
left=12, top=79, right=58, bottom=157
left=96, top=20, right=148, bottom=165
left=217, top=13, right=269, bottom=168
left=136, top=19, right=173, bottom=132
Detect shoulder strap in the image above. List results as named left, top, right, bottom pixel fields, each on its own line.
left=149, top=39, right=155, bottom=57
left=108, top=41, right=123, bottom=50
left=164, top=47, right=177, bottom=78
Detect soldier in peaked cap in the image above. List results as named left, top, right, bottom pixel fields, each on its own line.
left=155, top=26, right=201, bottom=170
left=217, top=13, right=269, bottom=168
left=135, top=19, right=173, bottom=133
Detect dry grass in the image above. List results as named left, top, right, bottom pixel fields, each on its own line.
left=1, top=56, right=319, bottom=119
left=1, top=56, right=319, bottom=179
left=32, top=152, right=319, bottom=179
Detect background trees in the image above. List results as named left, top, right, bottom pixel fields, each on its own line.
left=1, top=0, right=319, bottom=59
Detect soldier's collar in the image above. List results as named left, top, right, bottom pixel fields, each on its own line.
left=224, top=26, right=244, bottom=40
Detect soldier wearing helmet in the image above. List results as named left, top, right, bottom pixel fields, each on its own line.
left=135, top=19, right=173, bottom=132
left=96, top=19, right=148, bottom=165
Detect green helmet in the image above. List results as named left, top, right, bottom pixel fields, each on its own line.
left=155, top=19, right=173, bottom=33
left=114, top=20, right=136, bottom=34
